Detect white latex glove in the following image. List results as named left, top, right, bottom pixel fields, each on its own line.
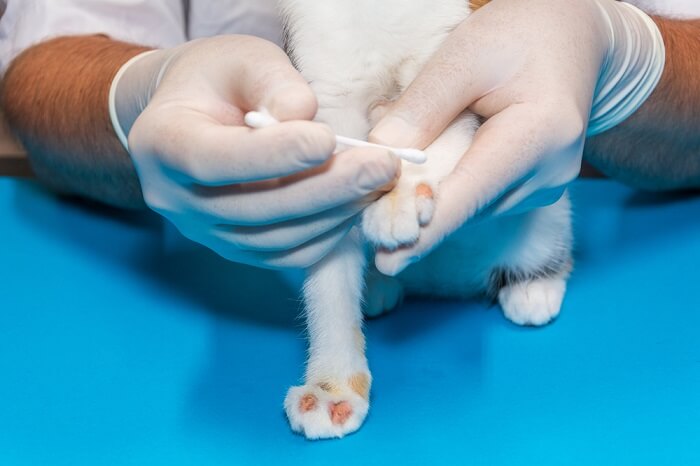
left=109, top=36, right=400, bottom=269
left=369, top=0, right=664, bottom=276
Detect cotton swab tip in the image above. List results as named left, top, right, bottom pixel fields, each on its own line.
left=244, top=110, right=278, bottom=129
left=391, top=148, right=427, bottom=164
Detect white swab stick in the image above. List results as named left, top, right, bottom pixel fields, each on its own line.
left=244, top=110, right=427, bottom=164
left=334, top=135, right=426, bottom=164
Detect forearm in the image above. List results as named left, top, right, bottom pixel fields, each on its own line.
left=0, top=35, right=151, bottom=208
left=584, top=17, right=700, bottom=190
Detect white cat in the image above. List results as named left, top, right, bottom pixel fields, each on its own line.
left=278, top=0, right=573, bottom=439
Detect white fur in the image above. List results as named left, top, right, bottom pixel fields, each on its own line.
left=499, top=276, right=567, bottom=326
left=279, top=0, right=574, bottom=439
left=285, top=384, right=369, bottom=439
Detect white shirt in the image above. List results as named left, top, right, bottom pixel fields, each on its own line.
left=0, top=0, right=698, bottom=73
left=628, top=0, right=700, bottom=17
left=0, top=0, right=282, bottom=72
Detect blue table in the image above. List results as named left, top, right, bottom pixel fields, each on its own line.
left=1, top=178, right=699, bottom=465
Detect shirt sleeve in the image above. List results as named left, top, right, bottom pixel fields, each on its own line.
left=0, top=0, right=188, bottom=73
left=627, top=0, right=700, bottom=18
left=188, top=0, right=282, bottom=46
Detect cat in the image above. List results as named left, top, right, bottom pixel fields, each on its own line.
left=277, top=0, right=573, bottom=439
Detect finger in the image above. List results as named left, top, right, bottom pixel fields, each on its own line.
left=211, top=199, right=372, bottom=252
left=207, top=218, right=355, bottom=270
left=369, top=17, right=513, bottom=150
left=232, top=39, right=320, bottom=121
left=152, top=110, right=337, bottom=185
left=374, top=104, right=562, bottom=276
left=188, top=147, right=400, bottom=225
left=492, top=184, right=568, bottom=217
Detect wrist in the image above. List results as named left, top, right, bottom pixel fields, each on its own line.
left=588, top=0, right=665, bottom=136
left=108, top=48, right=172, bottom=152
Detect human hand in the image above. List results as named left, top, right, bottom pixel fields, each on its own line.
left=110, top=35, right=400, bottom=268
left=370, top=0, right=664, bottom=275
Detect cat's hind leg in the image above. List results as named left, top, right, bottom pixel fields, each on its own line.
left=285, top=230, right=372, bottom=439
left=491, top=195, right=573, bottom=326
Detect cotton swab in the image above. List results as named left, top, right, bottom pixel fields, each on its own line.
left=334, top=135, right=427, bottom=164
left=244, top=110, right=427, bottom=164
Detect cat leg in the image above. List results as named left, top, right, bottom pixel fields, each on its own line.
left=363, top=111, right=479, bottom=249
left=363, top=265, right=404, bottom=318
left=493, top=195, right=574, bottom=326
left=285, top=230, right=372, bottom=439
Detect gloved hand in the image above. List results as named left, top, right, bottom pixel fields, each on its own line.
left=369, top=0, right=664, bottom=276
left=110, top=35, right=400, bottom=269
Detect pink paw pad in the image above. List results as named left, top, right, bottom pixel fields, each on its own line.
left=329, top=401, right=353, bottom=425
left=299, top=394, right=317, bottom=413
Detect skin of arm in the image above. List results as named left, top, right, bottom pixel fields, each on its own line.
left=584, top=17, right=700, bottom=191
left=1, top=35, right=150, bottom=208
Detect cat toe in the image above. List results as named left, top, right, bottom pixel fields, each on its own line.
left=362, top=188, right=421, bottom=249
left=362, top=198, right=402, bottom=249
left=415, top=183, right=435, bottom=226
left=329, top=401, right=353, bottom=425
left=498, top=277, right=566, bottom=326
left=299, top=393, right=318, bottom=412
left=389, top=203, right=421, bottom=245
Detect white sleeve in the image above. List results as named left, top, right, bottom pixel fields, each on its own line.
left=188, top=0, right=283, bottom=46
left=0, top=0, right=188, bottom=73
left=627, top=0, right=700, bottom=18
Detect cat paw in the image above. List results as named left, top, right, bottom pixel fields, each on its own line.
left=362, top=182, right=435, bottom=250
left=284, top=375, right=370, bottom=439
left=498, top=277, right=566, bottom=326
left=364, top=271, right=404, bottom=318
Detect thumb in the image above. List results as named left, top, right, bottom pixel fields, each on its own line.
left=369, top=22, right=485, bottom=149
left=236, top=39, right=319, bottom=122
left=369, top=74, right=469, bottom=151
left=368, top=9, right=521, bottom=150
left=264, top=82, right=319, bottom=122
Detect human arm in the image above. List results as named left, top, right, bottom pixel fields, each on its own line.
left=584, top=17, right=700, bottom=190
left=1, top=35, right=150, bottom=207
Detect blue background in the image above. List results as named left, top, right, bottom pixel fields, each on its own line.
left=1, top=178, right=699, bottom=465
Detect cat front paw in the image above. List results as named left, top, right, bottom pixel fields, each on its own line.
left=362, top=182, right=435, bottom=250
left=284, top=374, right=370, bottom=439
left=498, top=277, right=566, bottom=326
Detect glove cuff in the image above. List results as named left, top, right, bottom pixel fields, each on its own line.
left=108, top=49, right=165, bottom=152
left=588, top=1, right=665, bottom=136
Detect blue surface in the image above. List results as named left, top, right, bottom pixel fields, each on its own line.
left=1, top=178, right=700, bottom=465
